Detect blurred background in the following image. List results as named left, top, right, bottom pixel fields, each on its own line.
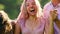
left=0, top=0, right=50, bottom=20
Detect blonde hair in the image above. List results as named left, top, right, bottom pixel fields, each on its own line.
left=17, top=0, right=43, bottom=20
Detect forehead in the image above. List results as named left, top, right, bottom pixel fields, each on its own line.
left=26, top=0, right=35, bottom=3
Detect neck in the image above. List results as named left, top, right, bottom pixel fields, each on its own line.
left=29, top=15, right=37, bottom=20
left=52, top=0, right=59, bottom=7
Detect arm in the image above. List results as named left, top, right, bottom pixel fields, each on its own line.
left=44, top=9, right=58, bottom=34
left=43, top=9, right=54, bottom=34
left=14, top=22, right=21, bottom=34
left=44, top=16, right=54, bottom=34
left=46, top=10, right=57, bottom=34
left=43, top=4, right=55, bottom=34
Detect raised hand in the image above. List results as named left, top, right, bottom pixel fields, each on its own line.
left=50, top=9, right=58, bottom=21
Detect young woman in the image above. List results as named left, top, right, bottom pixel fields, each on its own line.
left=14, top=0, right=54, bottom=34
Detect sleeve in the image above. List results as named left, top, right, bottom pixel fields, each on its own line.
left=43, top=2, right=51, bottom=19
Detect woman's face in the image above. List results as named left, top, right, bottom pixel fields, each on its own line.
left=26, top=0, right=37, bottom=16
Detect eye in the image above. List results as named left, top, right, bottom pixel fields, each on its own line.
left=32, top=3, right=35, bottom=5
left=26, top=3, right=29, bottom=6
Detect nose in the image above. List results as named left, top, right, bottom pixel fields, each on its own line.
left=30, top=4, right=33, bottom=8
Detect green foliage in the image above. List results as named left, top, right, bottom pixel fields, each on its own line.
left=40, top=0, right=50, bottom=8
left=0, top=0, right=23, bottom=19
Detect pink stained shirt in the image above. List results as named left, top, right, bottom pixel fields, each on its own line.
left=17, top=15, right=48, bottom=34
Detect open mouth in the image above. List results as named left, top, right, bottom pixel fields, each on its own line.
left=30, top=8, right=35, bottom=12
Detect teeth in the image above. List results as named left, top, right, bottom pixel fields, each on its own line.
left=30, top=8, right=34, bottom=11
left=30, top=8, right=35, bottom=12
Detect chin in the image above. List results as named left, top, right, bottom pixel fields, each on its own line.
left=0, top=11, right=15, bottom=34
left=31, top=14, right=36, bottom=16
left=29, top=13, right=36, bottom=16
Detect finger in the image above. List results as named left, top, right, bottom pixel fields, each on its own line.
left=53, top=10, right=58, bottom=16
left=50, top=11, right=53, bottom=16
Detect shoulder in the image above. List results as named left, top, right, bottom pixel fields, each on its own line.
left=38, top=16, right=46, bottom=23
left=43, top=2, right=52, bottom=10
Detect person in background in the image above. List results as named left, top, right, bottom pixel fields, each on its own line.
left=43, top=0, right=60, bottom=34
